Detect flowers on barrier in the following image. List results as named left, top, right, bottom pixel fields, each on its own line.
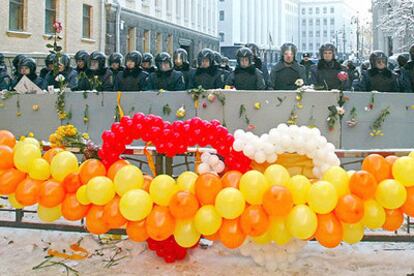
left=370, top=106, right=391, bottom=137
left=346, top=106, right=358, bottom=128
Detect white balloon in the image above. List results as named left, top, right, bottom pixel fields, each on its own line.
left=325, top=142, right=335, bottom=152
left=208, top=155, right=220, bottom=166
left=213, top=161, right=225, bottom=173
left=266, top=153, right=277, bottom=164
left=277, top=123, right=289, bottom=132
left=254, top=151, right=267, bottom=164
left=263, top=143, right=274, bottom=154
left=234, top=129, right=245, bottom=139
left=201, top=152, right=211, bottom=163
left=260, top=133, right=269, bottom=142
left=269, top=128, right=279, bottom=137
left=198, top=163, right=211, bottom=174
left=233, top=140, right=245, bottom=152
left=311, top=127, right=321, bottom=137
left=243, top=144, right=256, bottom=158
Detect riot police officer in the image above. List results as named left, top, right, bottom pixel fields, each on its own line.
left=146, top=52, right=185, bottom=91
left=74, top=50, right=89, bottom=73
left=245, top=43, right=269, bottom=84
left=45, top=53, right=78, bottom=90
left=0, top=53, right=11, bottom=90
left=191, top=48, right=225, bottom=89
left=300, top=53, right=314, bottom=85
left=76, top=51, right=113, bottom=91
left=402, top=44, right=414, bottom=92
left=142, top=53, right=157, bottom=74
left=108, top=52, right=124, bottom=80
left=113, top=51, right=148, bottom=92
left=11, top=57, right=45, bottom=90
left=40, top=53, right=56, bottom=79
left=173, top=48, right=195, bottom=89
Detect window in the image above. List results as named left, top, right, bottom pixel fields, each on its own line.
left=155, top=0, right=161, bottom=9
left=143, top=30, right=150, bottom=52
left=127, top=27, right=136, bottom=52
left=323, top=30, right=327, bottom=37
left=308, top=7, right=312, bottom=14
left=309, top=19, right=313, bottom=26
left=309, top=31, right=313, bottom=37
left=330, top=30, right=335, bottom=37
left=176, top=0, right=181, bottom=18
left=323, top=7, right=327, bottom=14
left=316, top=30, right=320, bottom=37
left=302, top=31, right=306, bottom=37
left=156, top=32, right=162, bottom=53
left=330, top=7, right=334, bottom=13
left=323, top=18, right=327, bottom=25
left=302, top=19, right=306, bottom=26
left=166, top=0, right=172, bottom=14
left=167, top=34, right=173, bottom=55
left=184, top=0, right=189, bottom=19
left=302, top=43, right=306, bottom=51
left=330, top=18, right=335, bottom=25
left=219, top=10, right=224, bottom=21
left=45, top=0, right=56, bottom=34
left=316, top=19, right=320, bottom=26
left=82, top=4, right=92, bottom=38
left=219, top=32, right=224, bottom=42
left=302, top=8, right=305, bottom=15
left=9, top=0, right=24, bottom=31
left=309, top=42, right=313, bottom=49
left=316, top=43, right=321, bottom=49
left=316, top=7, right=320, bottom=14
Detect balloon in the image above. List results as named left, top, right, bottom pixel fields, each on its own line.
left=307, top=181, right=337, bottom=214
left=219, top=218, right=246, bottom=249
left=392, top=156, right=414, bottom=187
left=385, top=155, right=398, bottom=166
left=38, top=180, right=66, bottom=208
left=103, top=196, right=127, bottom=228
left=402, top=187, right=414, bottom=217
left=375, top=179, right=407, bottom=209
left=269, top=217, right=292, bottom=245
left=176, top=171, right=198, bottom=194
left=146, top=206, right=175, bottom=241
left=252, top=230, right=272, bottom=245
left=0, top=130, right=16, bottom=148
left=262, top=185, right=293, bottom=216
left=0, top=168, right=26, bottom=195
left=13, top=143, right=41, bottom=173
left=194, top=205, right=222, bottom=235
left=8, top=193, right=24, bottom=209
left=28, top=158, right=50, bottom=181
left=38, top=205, right=62, bottom=222
left=174, top=220, right=201, bottom=248
left=0, top=145, right=13, bottom=170
left=86, top=205, right=110, bottom=235
left=195, top=173, right=223, bottom=205
left=61, top=193, right=90, bottom=221
left=107, top=159, right=130, bottom=180
left=286, top=205, right=317, bottom=240
left=86, top=176, right=115, bottom=206
left=215, top=187, right=245, bottom=219
left=126, top=220, right=148, bottom=242
left=240, top=205, right=269, bottom=236
left=114, top=165, right=144, bottom=196
left=239, top=170, right=269, bottom=205
left=362, top=199, right=386, bottom=229
left=322, top=166, right=350, bottom=197
left=335, top=194, right=364, bottom=223
left=286, top=175, right=311, bottom=205
left=314, top=213, right=343, bottom=248
left=22, top=137, right=40, bottom=149
left=79, top=159, right=106, bottom=185
left=76, top=185, right=91, bottom=205
left=349, top=171, right=377, bottom=200
left=169, top=191, right=199, bottom=219
left=264, top=164, right=290, bottom=186
left=43, top=148, right=64, bottom=164
left=383, top=208, right=404, bottom=231
left=15, top=178, right=42, bottom=206
left=119, top=189, right=153, bottom=221
left=362, top=154, right=391, bottom=182
left=50, top=151, right=79, bottom=182
left=62, top=173, right=82, bottom=193
left=221, top=170, right=242, bottom=188
left=342, top=222, right=364, bottom=244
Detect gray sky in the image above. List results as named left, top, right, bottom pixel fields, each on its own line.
left=348, top=0, right=372, bottom=18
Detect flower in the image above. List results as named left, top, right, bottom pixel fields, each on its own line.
left=246, top=124, right=256, bottom=131
left=202, top=102, right=208, bottom=109
left=337, top=71, right=348, bottom=82
left=32, top=104, right=39, bottom=111
left=55, top=74, right=65, bottom=82
left=176, top=106, right=186, bottom=118
left=295, top=79, right=304, bottom=87
left=365, top=103, right=374, bottom=111
left=296, top=102, right=303, bottom=109
left=207, top=93, right=216, bottom=102
left=346, top=119, right=358, bottom=128
left=53, top=21, right=63, bottom=33
left=82, top=133, right=90, bottom=140
left=28, top=132, right=34, bottom=137
left=336, top=106, right=345, bottom=115
left=254, top=102, right=261, bottom=110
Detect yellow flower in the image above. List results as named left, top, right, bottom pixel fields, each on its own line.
left=32, top=104, right=39, bottom=111
left=49, top=133, right=58, bottom=143
left=296, top=95, right=302, bottom=101
left=176, top=106, right=186, bottom=118
left=254, top=102, right=261, bottom=110
left=28, top=132, right=34, bottom=137
left=19, top=136, right=26, bottom=141
left=83, top=117, right=89, bottom=123
left=82, top=133, right=90, bottom=140
left=296, top=103, right=303, bottom=109
left=16, top=112, right=22, bottom=117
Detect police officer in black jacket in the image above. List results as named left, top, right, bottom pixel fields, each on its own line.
left=11, top=57, right=46, bottom=90
left=142, top=53, right=157, bottom=74
left=300, top=53, right=314, bottom=85
left=173, top=48, right=195, bottom=89
left=40, top=53, right=56, bottom=79
left=113, top=51, right=148, bottom=92
left=108, top=52, right=124, bottom=80
left=77, top=51, right=113, bottom=91
left=45, top=54, right=78, bottom=90
left=0, top=53, right=11, bottom=90
left=74, top=50, right=89, bottom=74
left=402, top=44, right=414, bottom=92
left=191, top=48, right=225, bottom=90
left=145, top=52, right=185, bottom=91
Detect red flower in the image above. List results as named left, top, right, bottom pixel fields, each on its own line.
left=53, top=21, right=63, bottom=33
left=337, top=71, right=348, bottom=82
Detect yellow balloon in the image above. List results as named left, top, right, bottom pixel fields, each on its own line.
left=362, top=199, right=386, bottom=229
left=375, top=179, right=407, bottom=209
left=264, top=164, right=291, bottom=186
left=392, top=156, right=414, bottom=187
left=22, top=137, right=41, bottom=149
left=28, top=158, right=50, bottom=181
left=86, top=176, right=115, bottom=205
left=307, top=181, right=338, bottom=214
left=38, top=205, right=62, bottom=222
left=114, top=165, right=144, bottom=196
left=13, top=143, right=41, bottom=173
left=174, top=220, right=201, bottom=248
left=409, top=152, right=414, bottom=159
left=215, top=187, right=245, bottom=219
left=342, top=222, right=364, bottom=244
left=239, top=170, right=269, bottom=205
left=286, top=175, right=311, bottom=205
left=149, top=175, right=178, bottom=206
left=177, top=171, right=198, bottom=194
left=322, top=166, right=350, bottom=197
left=8, top=194, right=24, bottom=209
left=252, top=230, right=272, bottom=245
left=50, top=151, right=79, bottom=182
left=269, top=217, right=292, bottom=245
left=76, top=185, right=90, bottom=205
left=286, top=205, right=317, bottom=240
left=194, top=205, right=222, bottom=235
left=119, top=189, right=153, bottom=221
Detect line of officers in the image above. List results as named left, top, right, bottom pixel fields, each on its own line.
left=0, top=42, right=413, bottom=93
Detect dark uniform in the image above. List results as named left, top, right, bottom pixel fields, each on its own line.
left=74, top=50, right=89, bottom=74
left=76, top=51, right=113, bottom=91
left=270, top=43, right=306, bottom=90
left=0, top=53, right=11, bottom=90
left=142, top=53, right=157, bottom=74
left=173, top=48, right=195, bottom=89
left=225, top=47, right=266, bottom=90
left=45, top=54, right=78, bottom=90
left=191, top=48, right=225, bottom=90
left=245, top=43, right=269, bottom=86
left=40, top=53, right=56, bottom=79
left=113, top=51, right=148, bottom=92
left=299, top=53, right=314, bottom=85
left=220, top=57, right=233, bottom=73
left=108, top=52, right=124, bottom=81
left=11, top=57, right=46, bottom=90
left=12, top=54, right=27, bottom=80
left=146, top=52, right=185, bottom=91
left=402, top=44, right=414, bottom=92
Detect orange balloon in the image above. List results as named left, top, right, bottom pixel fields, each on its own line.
left=0, top=168, right=26, bottom=195
left=383, top=209, right=404, bottom=231
left=43, top=148, right=64, bottom=164
left=126, top=220, right=148, bottom=242
left=15, top=178, right=42, bottom=206
left=204, top=231, right=220, bottom=241
left=86, top=205, right=110, bottom=235
left=145, top=206, right=175, bottom=241
left=362, top=154, right=391, bottom=182
left=79, top=159, right=107, bottom=185
left=221, top=170, right=242, bottom=189
left=314, top=213, right=343, bottom=248
left=402, top=187, right=414, bottom=217
left=240, top=205, right=269, bottom=237
left=61, top=193, right=90, bottom=221
left=169, top=191, right=199, bottom=219
left=385, top=155, right=399, bottom=166
left=38, top=180, right=66, bottom=208
left=142, top=175, right=153, bottom=192
left=219, top=218, right=246, bottom=249
left=62, top=173, right=82, bottom=193
left=107, top=159, right=130, bottom=180
left=349, top=171, right=377, bottom=200
left=335, top=194, right=364, bottom=223
left=0, top=130, right=16, bottom=148
left=103, top=196, right=127, bottom=229
left=262, top=185, right=293, bottom=216
left=195, top=173, right=223, bottom=205
left=0, top=145, right=13, bottom=170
